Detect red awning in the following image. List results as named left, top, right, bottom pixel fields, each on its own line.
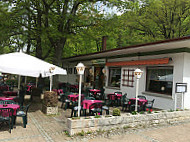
left=106, top=58, right=170, bottom=67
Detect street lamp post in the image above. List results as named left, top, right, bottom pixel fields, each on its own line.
left=134, top=68, right=143, bottom=112
left=49, top=67, right=55, bottom=92
left=76, top=63, right=85, bottom=117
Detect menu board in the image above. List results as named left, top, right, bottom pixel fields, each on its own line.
left=176, top=83, right=187, bottom=93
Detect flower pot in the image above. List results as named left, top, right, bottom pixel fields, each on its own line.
left=42, top=105, right=58, bottom=115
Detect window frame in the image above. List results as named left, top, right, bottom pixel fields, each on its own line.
left=122, top=68, right=134, bottom=87
left=146, top=66, right=173, bottom=96
left=108, top=67, right=121, bottom=88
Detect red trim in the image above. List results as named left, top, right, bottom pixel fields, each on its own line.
left=106, top=58, right=170, bottom=67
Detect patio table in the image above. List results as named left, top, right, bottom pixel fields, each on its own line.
left=57, top=89, right=63, bottom=95
left=0, top=97, right=15, bottom=101
left=68, top=94, right=84, bottom=102
left=89, top=89, right=101, bottom=99
left=3, top=91, right=18, bottom=97
left=129, top=98, right=148, bottom=104
left=0, top=85, right=9, bottom=91
left=107, top=93, right=122, bottom=100
left=129, top=98, right=148, bottom=111
left=0, top=104, right=20, bottom=116
left=89, top=89, right=101, bottom=95
left=82, top=100, right=103, bottom=109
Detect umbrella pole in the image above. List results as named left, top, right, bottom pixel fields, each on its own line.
left=25, top=76, right=27, bottom=84
left=18, top=75, right=21, bottom=96
left=36, top=77, right=38, bottom=87
left=50, top=75, right=53, bottom=91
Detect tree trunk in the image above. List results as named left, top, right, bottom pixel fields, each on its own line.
left=35, top=3, right=42, bottom=59
left=52, top=38, right=67, bottom=89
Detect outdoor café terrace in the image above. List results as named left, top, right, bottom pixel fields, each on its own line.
left=0, top=82, right=189, bottom=142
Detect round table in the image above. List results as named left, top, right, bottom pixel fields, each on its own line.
left=0, top=97, right=15, bottom=101
left=82, top=100, right=103, bottom=109
left=0, top=104, right=20, bottom=115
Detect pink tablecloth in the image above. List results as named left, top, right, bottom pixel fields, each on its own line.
left=0, top=104, right=20, bottom=115
left=107, top=93, right=122, bottom=100
left=89, top=89, right=101, bottom=93
left=3, top=91, right=18, bottom=96
left=68, top=94, right=84, bottom=102
left=0, top=97, right=15, bottom=101
left=129, top=98, right=148, bottom=105
left=82, top=100, right=102, bottom=109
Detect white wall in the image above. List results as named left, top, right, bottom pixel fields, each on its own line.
left=60, top=52, right=189, bottom=110
left=105, top=52, right=185, bottom=110
left=59, top=63, right=78, bottom=84
left=59, top=60, right=96, bottom=84
left=183, top=53, right=190, bottom=109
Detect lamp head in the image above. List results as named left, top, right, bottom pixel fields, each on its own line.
left=49, top=67, right=55, bottom=73
left=102, top=68, right=106, bottom=74
left=76, top=63, right=85, bottom=75
left=134, top=68, right=143, bottom=79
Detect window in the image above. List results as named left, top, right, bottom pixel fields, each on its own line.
left=108, top=67, right=121, bottom=88
left=146, top=66, right=173, bottom=95
left=74, top=68, right=77, bottom=74
left=68, top=68, right=73, bottom=74
left=122, top=69, right=134, bottom=87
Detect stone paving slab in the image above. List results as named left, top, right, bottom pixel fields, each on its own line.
left=88, top=133, right=150, bottom=142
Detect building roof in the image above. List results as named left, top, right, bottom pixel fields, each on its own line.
left=62, top=36, right=190, bottom=62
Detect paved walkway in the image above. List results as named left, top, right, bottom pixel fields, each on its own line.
left=0, top=100, right=71, bottom=142
left=88, top=121, right=190, bottom=142
left=1, top=98, right=190, bottom=142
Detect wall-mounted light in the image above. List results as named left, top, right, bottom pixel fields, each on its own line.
left=89, top=68, right=93, bottom=75
left=102, top=68, right=106, bottom=74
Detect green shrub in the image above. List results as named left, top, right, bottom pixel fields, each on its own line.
left=139, top=111, right=145, bottom=114
left=94, top=115, right=101, bottom=118
left=112, top=108, right=121, bottom=116
left=131, top=111, right=137, bottom=115
left=43, top=91, right=58, bottom=107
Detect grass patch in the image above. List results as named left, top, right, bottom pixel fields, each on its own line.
left=105, top=115, right=112, bottom=118
left=76, top=130, right=85, bottom=136
left=64, top=131, right=70, bottom=137
left=123, top=126, right=132, bottom=129
left=86, top=131, right=92, bottom=134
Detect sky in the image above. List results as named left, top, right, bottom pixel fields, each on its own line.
left=95, top=1, right=123, bottom=16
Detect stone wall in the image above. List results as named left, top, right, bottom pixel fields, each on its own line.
left=67, top=110, right=190, bottom=135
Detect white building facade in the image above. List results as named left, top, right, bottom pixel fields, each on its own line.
left=60, top=37, right=190, bottom=110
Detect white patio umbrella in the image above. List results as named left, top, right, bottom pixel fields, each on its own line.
left=0, top=51, right=67, bottom=91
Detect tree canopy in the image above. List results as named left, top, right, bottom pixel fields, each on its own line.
left=0, top=0, right=190, bottom=65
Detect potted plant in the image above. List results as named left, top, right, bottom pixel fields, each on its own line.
left=112, top=108, right=121, bottom=116
left=42, top=91, right=58, bottom=115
